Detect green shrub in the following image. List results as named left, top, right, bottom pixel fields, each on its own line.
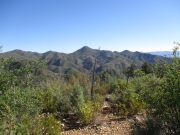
left=133, top=46, right=180, bottom=134
left=79, top=101, right=94, bottom=124
left=30, top=114, right=61, bottom=135
left=79, top=94, right=104, bottom=125
left=130, top=74, right=162, bottom=105
left=134, top=69, right=145, bottom=77
left=70, top=85, right=85, bottom=112
left=110, top=79, right=145, bottom=116
left=0, top=58, right=62, bottom=134
left=112, top=90, right=145, bottom=116
left=54, top=84, right=86, bottom=118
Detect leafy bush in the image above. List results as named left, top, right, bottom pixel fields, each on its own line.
left=130, top=74, right=162, bottom=106
left=29, top=113, right=61, bottom=135
left=110, top=79, right=145, bottom=116
left=79, top=101, right=94, bottom=124
left=0, top=58, right=62, bottom=134
left=0, top=86, right=58, bottom=134
left=151, top=56, right=180, bottom=134
left=133, top=46, right=180, bottom=134
left=112, top=91, right=145, bottom=116
left=79, top=94, right=103, bottom=124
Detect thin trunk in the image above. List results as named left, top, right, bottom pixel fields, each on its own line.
left=126, top=76, right=129, bottom=86
left=91, top=47, right=100, bottom=101
left=91, top=58, right=97, bottom=101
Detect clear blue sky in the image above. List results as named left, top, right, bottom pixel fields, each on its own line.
left=0, top=0, right=180, bottom=53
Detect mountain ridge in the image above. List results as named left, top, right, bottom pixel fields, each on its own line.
left=0, top=46, right=168, bottom=76
left=148, top=51, right=180, bottom=57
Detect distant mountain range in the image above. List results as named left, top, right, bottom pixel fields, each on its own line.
left=148, top=51, right=180, bottom=57
left=0, top=46, right=169, bottom=76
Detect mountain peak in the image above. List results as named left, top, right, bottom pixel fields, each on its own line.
left=74, top=46, right=94, bottom=54
left=79, top=46, right=92, bottom=51
left=122, top=50, right=131, bottom=52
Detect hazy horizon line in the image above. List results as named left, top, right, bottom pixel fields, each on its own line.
left=1, top=46, right=175, bottom=54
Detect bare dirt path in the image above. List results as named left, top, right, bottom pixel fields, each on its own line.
left=62, top=98, right=136, bottom=135
left=62, top=118, right=134, bottom=135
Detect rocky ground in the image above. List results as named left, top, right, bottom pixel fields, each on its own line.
left=62, top=98, right=146, bottom=135
left=62, top=119, right=133, bottom=135
left=62, top=112, right=146, bottom=135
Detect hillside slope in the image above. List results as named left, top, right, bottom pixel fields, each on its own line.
left=1, top=46, right=166, bottom=76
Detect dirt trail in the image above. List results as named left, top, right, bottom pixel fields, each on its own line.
left=62, top=118, right=134, bottom=135
left=62, top=97, right=136, bottom=135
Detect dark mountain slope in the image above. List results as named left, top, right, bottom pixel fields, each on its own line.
left=1, top=46, right=166, bottom=76
left=120, top=50, right=159, bottom=64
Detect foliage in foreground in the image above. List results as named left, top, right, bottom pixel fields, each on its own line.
left=0, top=58, right=62, bottom=134
left=132, top=45, right=180, bottom=134
left=109, top=79, right=146, bottom=116
left=0, top=58, right=102, bottom=134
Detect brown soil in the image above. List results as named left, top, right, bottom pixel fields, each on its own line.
left=62, top=97, right=146, bottom=135
left=62, top=121, right=133, bottom=135
left=62, top=113, right=136, bottom=135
